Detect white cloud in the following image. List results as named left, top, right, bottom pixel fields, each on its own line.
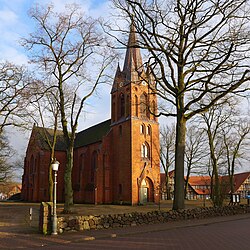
left=0, top=8, right=18, bottom=23
left=0, top=0, right=123, bottom=173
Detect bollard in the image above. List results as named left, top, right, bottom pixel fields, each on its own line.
left=29, top=207, right=33, bottom=221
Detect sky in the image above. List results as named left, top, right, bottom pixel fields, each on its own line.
left=0, top=0, right=120, bottom=171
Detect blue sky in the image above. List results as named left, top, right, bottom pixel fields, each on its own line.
left=0, top=0, right=110, bottom=65
left=0, top=0, right=115, bottom=164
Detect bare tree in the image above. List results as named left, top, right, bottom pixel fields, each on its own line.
left=200, top=98, right=236, bottom=206
left=184, top=126, right=208, bottom=198
left=222, top=119, right=250, bottom=194
left=112, top=0, right=250, bottom=209
left=22, top=3, right=115, bottom=212
left=0, top=62, right=31, bottom=134
left=160, top=124, right=175, bottom=200
left=0, top=133, right=14, bottom=183
left=28, top=83, right=61, bottom=202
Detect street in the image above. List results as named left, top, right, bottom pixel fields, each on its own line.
left=1, top=202, right=250, bottom=249
left=40, top=216, right=250, bottom=250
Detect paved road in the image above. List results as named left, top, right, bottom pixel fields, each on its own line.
left=42, top=216, right=250, bottom=250
left=1, top=202, right=250, bottom=249
left=1, top=213, right=250, bottom=249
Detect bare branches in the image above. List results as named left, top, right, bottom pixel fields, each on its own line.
left=0, top=62, right=33, bottom=133
left=0, top=133, right=15, bottom=183
left=113, top=0, right=250, bottom=210
left=22, top=3, right=115, bottom=211
left=113, top=0, right=250, bottom=118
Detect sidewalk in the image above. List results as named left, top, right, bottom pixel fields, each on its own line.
left=1, top=213, right=250, bottom=249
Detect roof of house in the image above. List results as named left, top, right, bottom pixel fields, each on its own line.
left=74, top=119, right=111, bottom=148
left=160, top=170, right=250, bottom=195
left=187, top=176, right=211, bottom=186
left=230, top=172, right=250, bottom=192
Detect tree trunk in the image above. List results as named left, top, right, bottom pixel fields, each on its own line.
left=207, top=130, right=222, bottom=207
left=165, top=170, right=171, bottom=200
left=49, top=162, right=53, bottom=202
left=173, top=113, right=186, bottom=210
left=64, top=143, right=74, bottom=212
left=230, top=173, right=234, bottom=194
left=184, top=163, right=191, bottom=199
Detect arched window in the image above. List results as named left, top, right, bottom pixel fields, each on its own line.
left=119, top=125, right=122, bottom=136
left=112, top=101, right=116, bottom=122
left=152, top=100, right=156, bottom=120
left=140, top=93, right=147, bottom=117
left=79, top=153, right=84, bottom=184
left=135, top=95, right=138, bottom=117
left=126, top=94, right=130, bottom=117
left=30, top=155, right=35, bottom=174
left=119, top=93, right=125, bottom=117
left=147, top=125, right=151, bottom=135
left=141, top=142, right=150, bottom=159
left=91, top=151, right=98, bottom=183
left=140, top=124, right=145, bottom=134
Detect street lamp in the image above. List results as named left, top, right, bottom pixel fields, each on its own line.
left=51, top=159, right=60, bottom=235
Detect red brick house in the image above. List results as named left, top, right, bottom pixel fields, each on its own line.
left=160, top=171, right=250, bottom=200
left=21, top=25, right=160, bottom=205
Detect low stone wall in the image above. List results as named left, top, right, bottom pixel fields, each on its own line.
left=57, top=205, right=250, bottom=233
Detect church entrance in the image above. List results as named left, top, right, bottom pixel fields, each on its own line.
left=139, top=177, right=154, bottom=204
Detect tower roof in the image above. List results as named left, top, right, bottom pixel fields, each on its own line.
left=111, top=22, right=147, bottom=94
left=123, top=23, right=144, bottom=80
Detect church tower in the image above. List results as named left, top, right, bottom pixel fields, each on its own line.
left=110, top=24, right=160, bottom=205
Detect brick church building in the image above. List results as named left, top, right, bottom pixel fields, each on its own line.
left=21, top=25, right=160, bottom=205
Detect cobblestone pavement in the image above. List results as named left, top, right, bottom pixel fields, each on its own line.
left=1, top=202, right=250, bottom=249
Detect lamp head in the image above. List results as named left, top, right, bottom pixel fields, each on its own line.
left=51, top=159, right=60, bottom=171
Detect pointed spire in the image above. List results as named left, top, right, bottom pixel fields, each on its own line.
left=111, top=63, right=122, bottom=93
left=123, top=22, right=145, bottom=82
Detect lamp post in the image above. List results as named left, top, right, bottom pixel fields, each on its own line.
left=51, top=159, right=60, bottom=235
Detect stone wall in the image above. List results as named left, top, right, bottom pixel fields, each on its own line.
left=57, top=205, right=250, bottom=233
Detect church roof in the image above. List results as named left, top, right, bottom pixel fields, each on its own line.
left=74, top=119, right=111, bottom=148
left=32, top=119, right=111, bottom=151
left=32, top=126, right=67, bottom=151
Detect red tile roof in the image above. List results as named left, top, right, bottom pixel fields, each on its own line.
left=230, top=172, right=250, bottom=192
left=160, top=171, right=250, bottom=195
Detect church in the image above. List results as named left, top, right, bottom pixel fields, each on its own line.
left=21, top=25, right=160, bottom=205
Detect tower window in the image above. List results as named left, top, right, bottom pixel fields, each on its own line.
left=140, top=124, right=145, bottom=134
left=152, top=100, right=156, bottom=120
left=140, top=93, right=149, bottom=118
left=119, top=93, right=125, bottom=117
left=112, top=101, right=116, bottom=122
left=147, top=125, right=151, bottom=135
left=135, top=95, right=138, bottom=117
left=126, top=94, right=130, bottom=117
left=141, top=142, right=150, bottom=159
